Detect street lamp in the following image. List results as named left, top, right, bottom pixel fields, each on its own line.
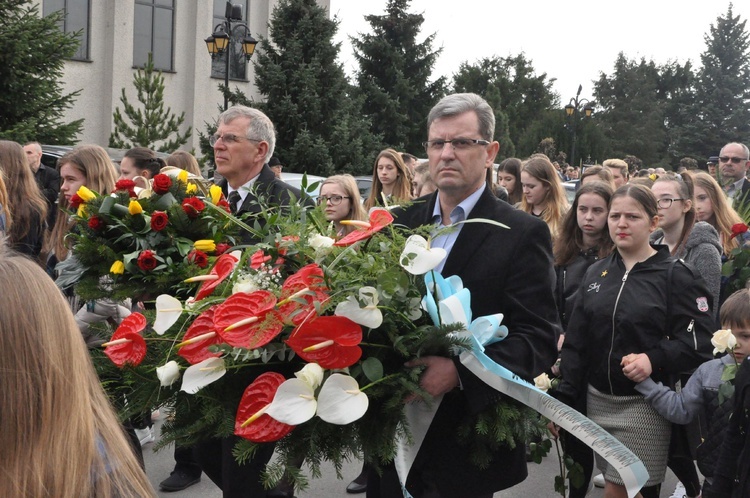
left=564, top=84, right=594, bottom=167
left=205, top=2, right=258, bottom=111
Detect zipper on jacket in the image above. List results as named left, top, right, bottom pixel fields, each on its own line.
left=609, top=270, right=630, bottom=393
left=687, top=319, right=696, bottom=350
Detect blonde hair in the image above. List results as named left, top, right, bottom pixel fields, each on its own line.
left=520, top=155, right=569, bottom=239
left=0, top=169, right=11, bottom=231
left=0, top=140, right=47, bottom=248
left=47, top=145, right=118, bottom=260
left=321, top=174, right=367, bottom=233
left=166, top=150, right=202, bottom=176
left=0, top=242, right=156, bottom=497
left=364, top=148, right=412, bottom=210
left=692, top=171, right=745, bottom=255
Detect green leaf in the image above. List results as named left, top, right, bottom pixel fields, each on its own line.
left=361, top=357, right=384, bottom=382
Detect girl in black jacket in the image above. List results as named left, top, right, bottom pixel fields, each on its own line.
left=555, top=184, right=715, bottom=498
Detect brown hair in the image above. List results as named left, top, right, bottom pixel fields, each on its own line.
left=612, top=183, right=659, bottom=219
left=0, top=170, right=10, bottom=230
left=364, top=148, right=412, bottom=210
left=320, top=174, right=367, bottom=233
left=124, top=147, right=166, bottom=178
left=720, top=288, right=750, bottom=330
left=554, top=182, right=615, bottom=266
left=0, top=242, right=156, bottom=497
left=692, top=171, right=745, bottom=255
left=166, top=150, right=201, bottom=176
left=580, top=165, right=616, bottom=190
left=520, top=155, right=569, bottom=238
left=0, top=140, right=47, bottom=247
left=497, top=157, right=522, bottom=204
left=652, top=172, right=696, bottom=256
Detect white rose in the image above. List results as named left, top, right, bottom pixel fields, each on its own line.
left=534, top=373, right=552, bottom=392
left=156, top=361, right=180, bottom=387
left=711, top=329, right=737, bottom=355
left=232, top=278, right=259, bottom=295
left=309, top=234, right=335, bottom=256
left=295, top=362, right=325, bottom=390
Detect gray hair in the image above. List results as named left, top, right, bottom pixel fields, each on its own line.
left=427, top=93, right=495, bottom=141
left=720, top=142, right=750, bottom=159
left=218, top=105, right=276, bottom=163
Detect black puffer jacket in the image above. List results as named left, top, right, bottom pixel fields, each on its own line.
left=555, top=246, right=715, bottom=405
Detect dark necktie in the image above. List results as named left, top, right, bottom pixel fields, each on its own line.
left=227, top=191, right=241, bottom=214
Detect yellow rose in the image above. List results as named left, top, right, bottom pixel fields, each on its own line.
left=178, top=170, right=189, bottom=183
left=210, top=185, right=222, bottom=205
left=194, top=239, right=216, bottom=252
left=186, top=183, right=197, bottom=194
left=128, top=200, right=143, bottom=215
left=77, top=204, right=87, bottom=217
left=76, top=185, right=96, bottom=202
left=711, top=328, right=737, bottom=356
left=110, top=260, right=125, bottom=275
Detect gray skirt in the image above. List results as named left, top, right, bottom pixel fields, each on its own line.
left=587, top=384, right=671, bottom=487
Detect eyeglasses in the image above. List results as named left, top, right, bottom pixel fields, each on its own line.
left=719, top=156, right=748, bottom=164
left=422, top=138, right=490, bottom=152
left=317, top=195, right=350, bottom=206
left=209, top=133, right=262, bottom=146
left=657, top=198, right=686, bottom=209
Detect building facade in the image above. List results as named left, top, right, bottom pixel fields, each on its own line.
left=34, top=0, right=330, bottom=151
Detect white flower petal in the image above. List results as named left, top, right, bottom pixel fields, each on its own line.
left=358, top=286, right=379, bottom=307
left=399, top=235, right=447, bottom=275
left=265, top=378, right=317, bottom=425
left=181, top=357, right=226, bottom=394
left=295, top=363, right=325, bottom=390
left=154, top=295, right=183, bottom=335
left=316, top=374, right=369, bottom=425
left=156, top=360, right=181, bottom=387
left=335, top=296, right=383, bottom=329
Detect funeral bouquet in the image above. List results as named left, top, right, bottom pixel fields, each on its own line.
left=89, top=194, right=537, bottom=490
left=67, top=170, right=239, bottom=302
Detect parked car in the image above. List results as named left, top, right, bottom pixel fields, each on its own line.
left=354, top=176, right=373, bottom=200
left=281, top=172, right=325, bottom=198
left=40, top=145, right=168, bottom=172
left=563, top=180, right=578, bottom=203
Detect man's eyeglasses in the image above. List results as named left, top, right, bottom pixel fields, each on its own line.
left=317, top=195, right=350, bottom=206
left=719, top=156, right=748, bottom=164
left=657, top=198, right=686, bottom=209
left=209, top=133, right=262, bottom=146
left=422, top=138, right=490, bottom=152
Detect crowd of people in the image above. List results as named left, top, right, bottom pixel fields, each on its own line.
left=2, top=93, right=750, bottom=498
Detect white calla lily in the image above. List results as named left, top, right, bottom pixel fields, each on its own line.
left=153, top=295, right=183, bottom=335
left=156, top=360, right=181, bottom=386
left=316, top=373, right=369, bottom=425
left=295, top=362, right=325, bottom=390
left=399, top=235, right=447, bottom=275
left=334, top=286, right=383, bottom=329
left=180, top=357, right=226, bottom=394
left=265, top=378, right=318, bottom=425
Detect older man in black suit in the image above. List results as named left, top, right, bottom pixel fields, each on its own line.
left=719, top=142, right=750, bottom=213
left=368, top=93, right=560, bottom=498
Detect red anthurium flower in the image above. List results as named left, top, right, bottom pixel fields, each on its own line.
left=278, top=263, right=329, bottom=325
left=177, top=306, right=221, bottom=365
left=213, top=290, right=284, bottom=349
left=192, top=253, right=240, bottom=301
left=731, top=223, right=749, bottom=239
left=334, top=208, right=394, bottom=246
left=286, top=316, right=362, bottom=369
left=249, top=250, right=272, bottom=269
left=235, top=372, right=295, bottom=443
left=103, top=313, right=148, bottom=367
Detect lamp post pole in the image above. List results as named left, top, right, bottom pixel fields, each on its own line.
left=564, top=85, right=593, bottom=167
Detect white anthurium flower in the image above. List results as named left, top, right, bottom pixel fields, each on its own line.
left=316, top=373, right=369, bottom=425
left=153, top=294, right=183, bottom=335
left=156, top=360, right=181, bottom=387
left=265, top=378, right=318, bottom=425
left=334, top=286, right=383, bottom=329
left=399, top=235, right=447, bottom=275
left=180, top=357, right=226, bottom=394
left=711, top=329, right=737, bottom=356
left=309, top=233, right=335, bottom=256
left=295, top=362, right=325, bottom=390
left=407, top=297, right=423, bottom=321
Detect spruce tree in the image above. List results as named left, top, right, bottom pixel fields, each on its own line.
left=253, top=0, right=380, bottom=177
left=352, top=0, right=446, bottom=155
left=109, top=53, right=192, bottom=152
left=0, top=0, right=82, bottom=144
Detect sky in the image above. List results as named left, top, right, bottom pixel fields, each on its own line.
left=328, top=0, right=750, bottom=105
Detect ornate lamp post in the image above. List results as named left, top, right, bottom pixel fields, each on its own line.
left=564, top=84, right=594, bottom=167
left=205, top=2, right=258, bottom=111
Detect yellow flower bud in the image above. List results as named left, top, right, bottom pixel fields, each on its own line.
left=77, top=204, right=87, bottom=217
left=186, top=183, right=198, bottom=194
left=210, top=185, right=222, bottom=205
left=194, top=239, right=217, bottom=252
left=178, top=170, right=189, bottom=183
left=76, top=186, right=96, bottom=202
left=110, top=260, right=125, bottom=275
left=128, top=200, right=143, bottom=215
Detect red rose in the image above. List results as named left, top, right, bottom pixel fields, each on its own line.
left=69, top=194, right=83, bottom=210
left=115, top=179, right=137, bottom=197
left=137, top=250, right=158, bottom=271
left=731, top=223, right=749, bottom=239
left=215, top=243, right=231, bottom=255
left=88, top=215, right=105, bottom=231
left=182, top=197, right=205, bottom=218
left=152, top=174, right=172, bottom=194
left=218, top=199, right=231, bottom=213
left=150, top=211, right=169, bottom=231
left=187, top=250, right=209, bottom=268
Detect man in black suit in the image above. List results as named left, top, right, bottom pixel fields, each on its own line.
left=719, top=142, right=750, bottom=213
left=192, top=105, right=302, bottom=497
left=368, top=93, right=559, bottom=498
left=24, top=141, right=59, bottom=229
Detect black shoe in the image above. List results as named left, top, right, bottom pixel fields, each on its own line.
left=159, top=470, right=201, bottom=492
left=346, top=475, right=367, bottom=494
